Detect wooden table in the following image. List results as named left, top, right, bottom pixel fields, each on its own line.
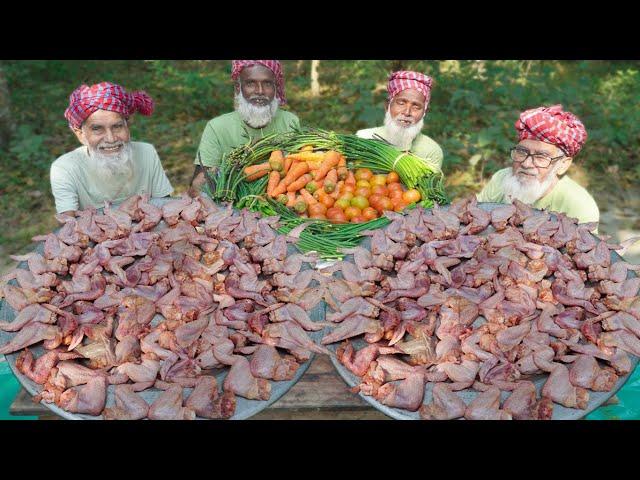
left=9, top=355, right=390, bottom=420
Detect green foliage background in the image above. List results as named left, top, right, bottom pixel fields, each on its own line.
left=1, top=60, right=639, bottom=257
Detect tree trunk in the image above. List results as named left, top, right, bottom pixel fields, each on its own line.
left=0, top=63, right=12, bottom=150
left=390, top=60, right=405, bottom=72
left=310, top=60, right=320, bottom=97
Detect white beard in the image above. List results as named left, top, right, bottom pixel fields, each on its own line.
left=382, top=109, right=424, bottom=150
left=501, top=162, right=563, bottom=205
left=235, top=91, right=279, bottom=128
left=86, top=141, right=133, bottom=183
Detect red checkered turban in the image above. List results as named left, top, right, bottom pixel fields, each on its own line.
left=64, top=82, right=155, bottom=130
left=387, top=71, right=433, bottom=110
left=231, top=60, right=286, bottom=105
left=515, top=104, right=588, bottom=157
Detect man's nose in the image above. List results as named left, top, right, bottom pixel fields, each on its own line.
left=402, top=105, right=412, bottom=116
left=105, top=129, right=116, bottom=143
left=255, top=82, right=264, bottom=95
left=521, top=154, right=536, bottom=168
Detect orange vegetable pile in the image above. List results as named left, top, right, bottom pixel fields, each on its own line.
left=244, top=148, right=422, bottom=224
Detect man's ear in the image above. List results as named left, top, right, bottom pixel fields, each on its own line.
left=557, top=156, right=573, bottom=176
left=234, top=81, right=241, bottom=95
left=72, top=126, right=85, bottom=145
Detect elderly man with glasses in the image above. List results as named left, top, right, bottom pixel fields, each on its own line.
left=477, top=104, right=599, bottom=227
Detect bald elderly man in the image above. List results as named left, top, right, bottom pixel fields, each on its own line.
left=477, top=104, right=599, bottom=226
left=50, top=82, right=173, bottom=215
left=357, top=70, right=443, bottom=171
left=189, top=60, right=300, bottom=196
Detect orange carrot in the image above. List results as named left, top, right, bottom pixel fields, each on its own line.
left=286, top=191, right=297, bottom=207
left=287, top=173, right=313, bottom=192
left=271, top=178, right=289, bottom=197
left=269, top=150, right=285, bottom=173
left=267, top=170, right=281, bottom=197
left=330, top=180, right=344, bottom=199
left=345, top=170, right=356, bottom=186
left=299, top=188, right=318, bottom=205
left=282, top=162, right=310, bottom=187
left=338, top=154, right=347, bottom=168
left=283, top=156, right=294, bottom=174
left=337, top=166, right=349, bottom=181
left=324, top=169, right=338, bottom=193
left=314, top=151, right=341, bottom=182
left=244, top=162, right=271, bottom=181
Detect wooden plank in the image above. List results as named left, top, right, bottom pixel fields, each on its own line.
left=9, top=355, right=377, bottom=418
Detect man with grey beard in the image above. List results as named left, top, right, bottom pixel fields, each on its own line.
left=50, top=82, right=173, bottom=215
left=357, top=70, right=443, bottom=171
left=477, top=104, right=599, bottom=227
left=189, top=60, right=300, bottom=196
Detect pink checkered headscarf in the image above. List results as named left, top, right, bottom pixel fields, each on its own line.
left=515, top=104, right=588, bottom=157
left=64, top=82, right=154, bottom=129
left=387, top=71, right=433, bottom=110
left=231, top=60, right=286, bottom=105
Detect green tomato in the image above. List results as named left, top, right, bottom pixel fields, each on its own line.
left=335, top=198, right=351, bottom=210
left=350, top=196, right=369, bottom=210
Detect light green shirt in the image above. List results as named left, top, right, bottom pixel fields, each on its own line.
left=50, top=141, right=174, bottom=214
left=194, top=110, right=300, bottom=168
left=476, top=167, right=600, bottom=225
left=356, top=126, right=443, bottom=171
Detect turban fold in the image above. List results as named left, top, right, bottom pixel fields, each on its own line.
left=387, top=70, right=433, bottom=110
left=64, top=82, right=154, bottom=129
left=231, top=60, right=286, bottom=105
left=515, top=104, right=587, bottom=157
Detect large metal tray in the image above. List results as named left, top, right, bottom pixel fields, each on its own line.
left=328, top=202, right=639, bottom=420
left=0, top=197, right=327, bottom=420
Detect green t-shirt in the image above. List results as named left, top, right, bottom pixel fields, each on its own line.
left=194, top=110, right=301, bottom=168
left=356, top=126, right=443, bottom=171
left=476, top=167, right=600, bottom=225
left=49, top=141, right=174, bottom=214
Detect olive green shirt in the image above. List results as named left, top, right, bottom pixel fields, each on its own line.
left=356, top=126, right=443, bottom=171
left=194, top=110, right=300, bottom=168
left=476, top=167, right=600, bottom=225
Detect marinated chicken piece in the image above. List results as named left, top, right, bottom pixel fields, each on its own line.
left=419, top=383, right=467, bottom=420
left=374, top=373, right=425, bottom=411
left=464, top=387, right=512, bottom=420
left=103, top=384, right=150, bottom=420
left=0, top=323, right=60, bottom=354
left=57, top=376, right=108, bottom=416
left=185, top=376, right=235, bottom=419
left=249, top=345, right=299, bottom=381
left=148, top=385, right=195, bottom=420
left=568, top=355, right=618, bottom=392
left=223, top=356, right=271, bottom=401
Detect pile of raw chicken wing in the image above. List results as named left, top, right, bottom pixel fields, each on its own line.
left=320, top=197, right=640, bottom=420
left=0, top=194, right=330, bottom=419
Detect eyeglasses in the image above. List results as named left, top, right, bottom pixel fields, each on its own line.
left=510, top=146, right=565, bottom=168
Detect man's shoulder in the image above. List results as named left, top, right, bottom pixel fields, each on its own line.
left=488, top=167, right=511, bottom=182
left=356, top=127, right=379, bottom=139
left=556, top=175, right=598, bottom=204
left=277, top=109, right=299, bottom=122
left=415, top=132, right=441, bottom=149
left=51, top=146, right=86, bottom=172
left=206, top=111, right=240, bottom=129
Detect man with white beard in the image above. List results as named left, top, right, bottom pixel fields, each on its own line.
left=356, top=70, right=443, bottom=171
left=477, top=104, right=599, bottom=226
left=50, top=82, right=173, bottom=215
left=189, top=60, right=300, bottom=196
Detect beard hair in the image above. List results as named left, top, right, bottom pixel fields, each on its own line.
left=382, top=108, right=424, bottom=150
left=87, top=141, right=133, bottom=182
left=235, top=91, right=279, bottom=128
left=501, top=161, right=563, bottom=205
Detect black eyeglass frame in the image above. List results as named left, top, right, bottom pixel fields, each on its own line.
left=510, top=146, right=566, bottom=168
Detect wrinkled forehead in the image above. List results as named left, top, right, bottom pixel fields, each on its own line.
left=393, top=88, right=426, bottom=105
left=83, top=110, right=127, bottom=128
left=517, top=138, right=564, bottom=156
left=239, top=64, right=276, bottom=83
